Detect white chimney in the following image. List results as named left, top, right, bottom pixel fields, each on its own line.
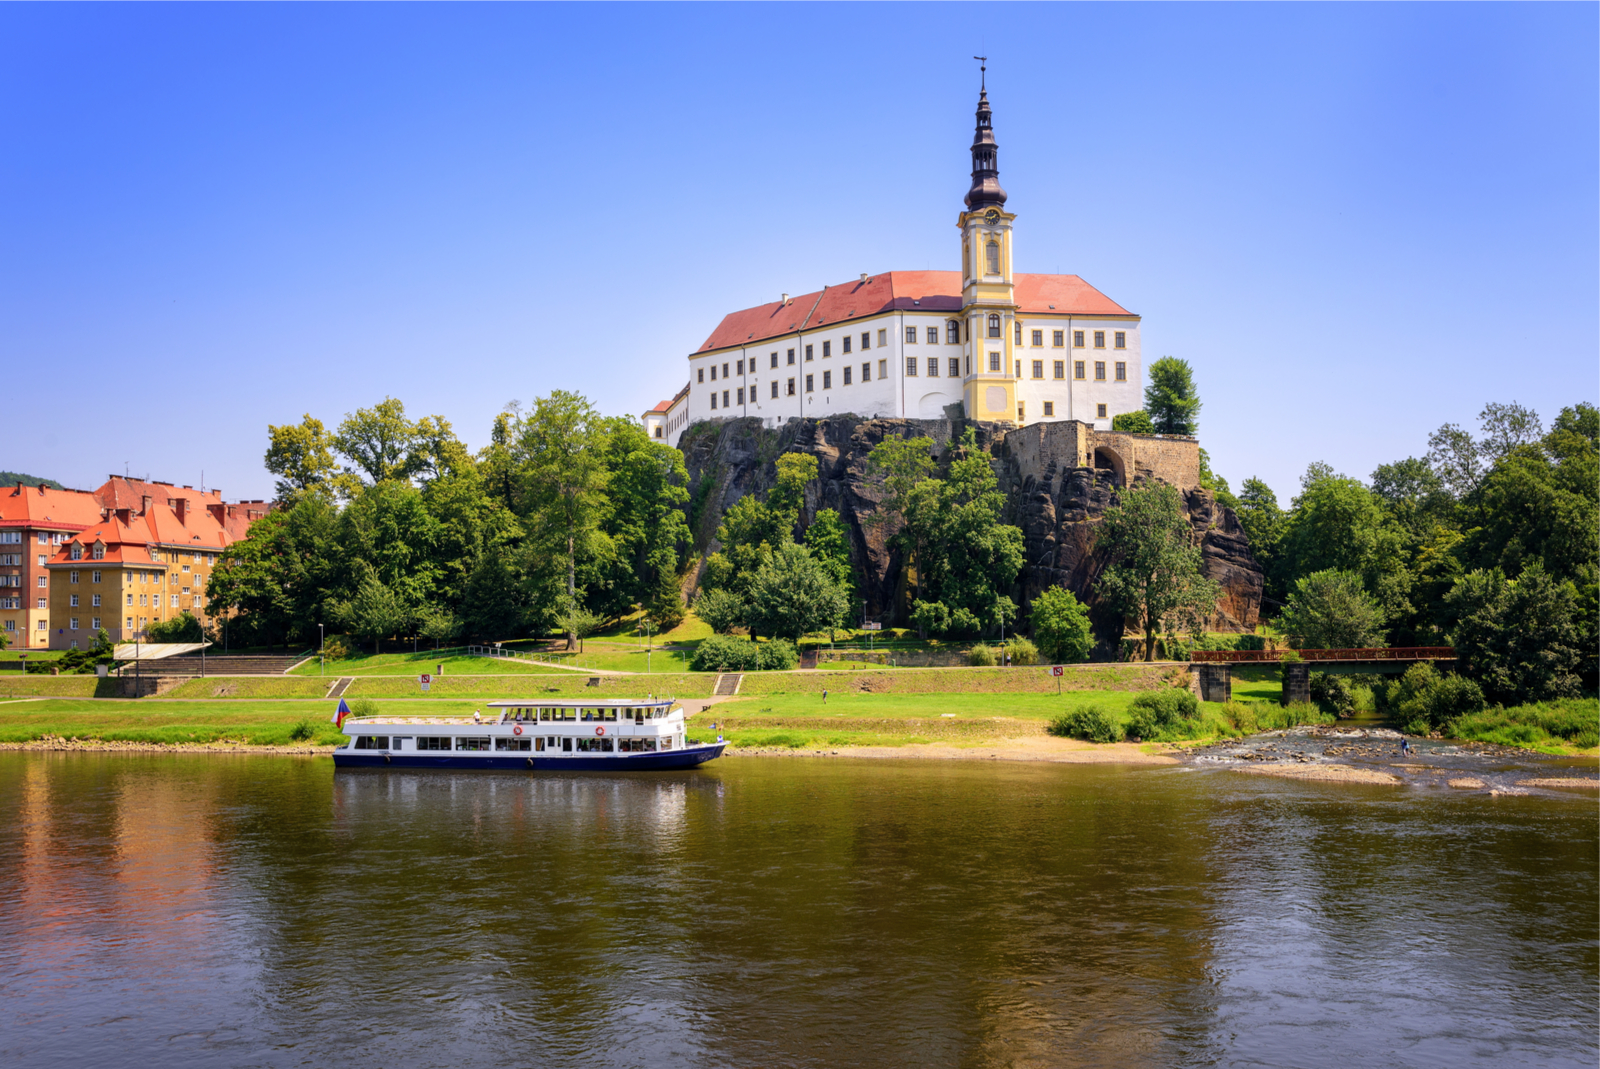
left=781, top=293, right=789, bottom=304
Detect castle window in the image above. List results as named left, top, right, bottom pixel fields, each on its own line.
left=710, top=393, right=717, bottom=409
left=1043, top=401, right=1054, bottom=417
left=927, top=326, right=939, bottom=344
left=1095, top=362, right=1106, bottom=381
left=988, top=351, right=1001, bottom=372
left=771, top=381, right=779, bottom=399
left=723, top=363, right=730, bottom=376
left=1075, top=361, right=1086, bottom=380
left=806, top=374, right=814, bottom=392
left=710, top=365, right=717, bottom=381
left=787, top=348, right=796, bottom=364
left=1014, top=321, right=1023, bottom=344
left=861, top=362, right=871, bottom=382
left=655, top=426, right=663, bottom=438
left=1032, top=330, right=1043, bottom=347
left=822, top=371, right=832, bottom=389
left=987, top=314, right=1001, bottom=338
left=1074, top=331, right=1085, bottom=347
left=697, top=368, right=704, bottom=383
left=985, top=240, right=1000, bottom=275
left=861, top=332, right=870, bottom=350
left=879, top=359, right=887, bottom=378
left=737, top=387, right=745, bottom=404
left=723, top=390, right=730, bottom=406
left=927, top=358, right=939, bottom=377
left=787, top=378, right=796, bottom=396
left=1093, top=332, right=1105, bottom=349
left=842, top=366, right=852, bottom=386
left=1097, top=404, right=1108, bottom=418
left=905, top=326, right=918, bottom=344
left=1016, top=360, right=1022, bottom=378
left=949, top=358, right=960, bottom=378
left=966, top=355, right=972, bottom=375
left=1053, top=330, right=1064, bottom=347
left=842, top=336, right=851, bottom=354
left=805, top=345, right=813, bottom=361
left=1017, top=402, right=1025, bottom=421
left=906, top=357, right=918, bottom=376
left=1053, top=360, right=1065, bottom=380
left=823, top=340, right=832, bottom=358
left=947, top=321, right=960, bottom=344
left=736, top=359, right=744, bottom=375
left=771, top=352, right=778, bottom=369
left=1115, top=332, right=1126, bottom=349
left=1115, top=362, right=1127, bottom=381
left=1032, top=360, right=1043, bottom=379
left=877, top=329, right=887, bottom=347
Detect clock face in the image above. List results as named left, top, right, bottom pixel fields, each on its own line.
left=984, top=209, right=1000, bottom=224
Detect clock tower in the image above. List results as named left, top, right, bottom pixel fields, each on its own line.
left=959, top=66, right=1019, bottom=424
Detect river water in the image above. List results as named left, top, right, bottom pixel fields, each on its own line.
left=0, top=753, right=1594, bottom=1068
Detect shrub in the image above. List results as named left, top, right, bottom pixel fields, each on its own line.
left=321, top=636, right=352, bottom=662
left=1004, top=637, right=1039, bottom=666
left=1388, top=662, right=1487, bottom=735
left=690, top=634, right=758, bottom=672
left=348, top=697, right=381, bottom=719
left=1224, top=700, right=1260, bottom=735
left=755, top=638, right=798, bottom=671
left=968, top=644, right=997, bottom=667
left=1309, top=672, right=1356, bottom=717
left=1048, top=704, right=1123, bottom=743
left=694, top=588, right=748, bottom=635
left=1448, top=699, right=1599, bottom=750
left=289, top=719, right=316, bottom=742
left=1029, top=586, right=1093, bottom=664
left=1126, top=688, right=1200, bottom=741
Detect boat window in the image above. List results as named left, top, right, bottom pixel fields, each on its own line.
left=561, top=737, right=572, bottom=752
left=604, top=709, right=618, bottom=722
left=659, top=737, right=673, bottom=750
left=618, top=738, right=657, bottom=752
left=495, top=738, right=532, bottom=752
left=455, top=737, right=491, bottom=752
left=353, top=736, right=389, bottom=750
left=576, top=737, right=614, bottom=752
left=416, top=737, right=452, bottom=751
left=390, top=737, right=411, bottom=750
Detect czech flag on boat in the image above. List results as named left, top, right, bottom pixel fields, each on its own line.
left=330, top=698, right=351, bottom=728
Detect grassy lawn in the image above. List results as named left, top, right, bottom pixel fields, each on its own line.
left=1230, top=666, right=1283, bottom=704
left=288, top=650, right=572, bottom=677
left=0, top=697, right=467, bottom=746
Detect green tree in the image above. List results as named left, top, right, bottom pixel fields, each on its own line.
left=804, top=508, right=856, bottom=601
left=694, top=587, right=748, bottom=635
left=208, top=493, right=342, bottom=647
left=1094, top=481, right=1221, bottom=661
left=330, top=567, right=412, bottom=655
left=1029, top=586, right=1093, bottom=663
left=1234, top=477, right=1286, bottom=597
left=587, top=420, right=691, bottom=619
left=746, top=543, right=850, bottom=642
left=147, top=611, right=206, bottom=644
left=1426, top=422, right=1482, bottom=500
left=703, top=452, right=819, bottom=601
left=1370, top=457, right=1452, bottom=537
left=1278, top=569, right=1386, bottom=650
left=1443, top=563, right=1586, bottom=704
left=1477, top=401, right=1544, bottom=462
left=264, top=415, right=338, bottom=499
left=1111, top=410, right=1155, bottom=434
left=1144, top=356, right=1201, bottom=435
left=866, top=434, right=938, bottom=600
left=417, top=607, right=461, bottom=650
left=1276, top=465, right=1413, bottom=623
left=556, top=600, right=604, bottom=653
left=334, top=398, right=423, bottom=484
left=1197, top=448, right=1237, bottom=509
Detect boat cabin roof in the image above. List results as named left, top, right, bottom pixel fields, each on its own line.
left=485, top=699, right=676, bottom=709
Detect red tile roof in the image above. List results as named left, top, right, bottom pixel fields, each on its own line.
left=695, top=271, right=1134, bottom=354
left=0, top=483, right=104, bottom=531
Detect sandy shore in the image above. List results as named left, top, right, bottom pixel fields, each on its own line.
left=728, top=737, right=1180, bottom=764
left=1234, top=762, right=1400, bottom=785
left=1516, top=777, right=1600, bottom=790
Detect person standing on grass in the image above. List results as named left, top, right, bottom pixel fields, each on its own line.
left=822, top=689, right=828, bottom=705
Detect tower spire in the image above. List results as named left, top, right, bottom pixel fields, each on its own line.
left=964, top=62, right=1007, bottom=211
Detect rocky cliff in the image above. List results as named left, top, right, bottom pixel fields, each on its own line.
left=677, top=416, right=1262, bottom=648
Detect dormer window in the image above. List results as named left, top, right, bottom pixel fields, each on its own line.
left=92, top=543, right=105, bottom=560
left=70, top=544, right=82, bottom=560
left=985, top=240, right=1000, bottom=275
left=987, top=314, right=1001, bottom=338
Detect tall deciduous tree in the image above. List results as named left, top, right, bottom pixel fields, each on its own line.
left=330, top=566, right=412, bottom=654
left=1278, top=569, right=1386, bottom=650
left=334, top=397, right=423, bottom=484
left=1029, top=586, right=1093, bottom=663
left=264, top=415, right=338, bottom=499
left=1144, top=357, right=1201, bottom=436
left=746, top=543, right=850, bottom=642
left=1094, top=482, right=1220, bottom=661
left=1443, top=563, right=1585, bottom=704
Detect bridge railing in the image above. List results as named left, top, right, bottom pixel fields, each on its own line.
left=1191, top=647, right=1456, bottom=663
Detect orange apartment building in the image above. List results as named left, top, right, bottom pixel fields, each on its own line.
left=0, top=477, right=270, bottom=650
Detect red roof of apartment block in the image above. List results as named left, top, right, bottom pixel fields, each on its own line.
left=696, top=271, right=1134, bottom=354
left=0, top=483, right=104, bottom=532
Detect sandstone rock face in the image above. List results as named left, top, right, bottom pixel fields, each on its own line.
left=678, top=416, right=1261, bottom=649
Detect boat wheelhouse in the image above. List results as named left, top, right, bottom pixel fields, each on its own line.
left=332, top=698, right=725, bottom=771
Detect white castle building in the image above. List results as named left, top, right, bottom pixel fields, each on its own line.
left=644, top=79, right=1143, bottom=448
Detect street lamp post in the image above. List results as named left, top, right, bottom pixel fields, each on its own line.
left=319, top=623, right=325, bottom=678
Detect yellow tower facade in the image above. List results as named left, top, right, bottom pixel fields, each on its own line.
left=958, top=76, right=1019, bottom=424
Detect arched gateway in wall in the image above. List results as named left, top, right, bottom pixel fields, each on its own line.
left=1092, top=446, right=1127, bottom=486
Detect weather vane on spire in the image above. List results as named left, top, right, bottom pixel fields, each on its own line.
left=974, top=55, right=987, bottom=91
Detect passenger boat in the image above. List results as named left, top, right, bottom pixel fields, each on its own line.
left=332, top=698, right=725, bottom=771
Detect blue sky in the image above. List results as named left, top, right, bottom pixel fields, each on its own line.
left=2, top=3, right=1595, bottom=503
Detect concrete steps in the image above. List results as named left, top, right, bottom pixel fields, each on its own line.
left=713, top=673, right=743, bottom=696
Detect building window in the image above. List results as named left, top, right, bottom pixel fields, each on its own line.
left=988, top=351, right=1001, bottom=372
left=710, top=365, right=717, bottom=381
left=710, top=393, right=717, bottom=410
left=654, top=427, right=663, bottom=438
left=1032, top=329, right=1043, bottom=347
left=965, top=355, right=972, bottom=376
left=1115, top=362, right=1126, bottom=381
left=723, top=363, right=729, bottom=377
left=1074, top=330, right=1085, bottom=348
left=1015, top=360, right=1022, bottom=378
left=770, top=352, right=778, bottom=369
left=1053, top=360, right=1065, bottom=380
left=1032, top=360, right=1043, bottom=379
left=842, top=366, right=852, bottom=385
left=1043, top=401, right=1055, bottom=417
left=126, top=617, right=133, bottom=630
left=1094, top=331, right=1105, bottom=349
left=92, top=616, right=101, bottom=630
left=823, top=340, right=832, bottom=358
left=736, top=359, right=744, bottom=375
left=987, top=314, right=1001, bottom=338
left=949, top=358, right=960, bottom=378
left=862, top=362, right=871, bottom=382
left=1095, top=361, right=1106, bottom=381
left=70, top=570, right=79, bottom=583
left=92, top=594, right=101, bottom=606
left=1115, top=332, right=1126, bottom=349
left=70, top=545, right=82, bottom=560
left=697, top=368, right=704, bottom=383
left=37, top=576, right=46, bottom=587
left=879, top=359, right=887, bottom=378
left=787, top=378, right=796, bottom=396
left=806, top=374, right=814, bottom=392
left=737, top=387, right=745, bottom=404
left=37, top=597, right=45, bottom=609
left=927, top=358, right=939, bottom=377
left=787, top=348, right=796, bottom=365
left=841, top=336, right=851, bottom=354
left=1053, top=330, right=1065, bottom=347
left=723, top=390, right=730, bottom=406
left=1014, top=321, right=1023, bottom=344
left=1018, top=402, right=1025, bottom=421
left=1075, top=361, right=1086, bottom=380
left=862, top=331, right=872, bottom=350
left=70, top=595, right=79, bottom=607
left=1097, top=404, right=1108, bottom=418
left=171, top=595, right=179, bottom=607
left=126, top=594, right=132, bottom=606
left=69, top=617, right=78, bottom=630
left=37, top=533, right=47, bottom=544
left=37, top=620, right=46, bottom=630
left=905, top=326, right=918, bottom=344
left=822, top=370, right=832, bottom=389
left=985, top=240, right=1000, bottom=275
left=805, top=344, right=814, bottom=361
left=906, top=357, right=918, bottom=376
left=92, top=571, right=100, bottom=583
left=947, top=321, right=960, bottom=344
left=771, top=381, right=779, bottom=399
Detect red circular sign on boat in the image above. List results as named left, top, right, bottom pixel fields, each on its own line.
left=595, top=726, right=606, bottom=736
